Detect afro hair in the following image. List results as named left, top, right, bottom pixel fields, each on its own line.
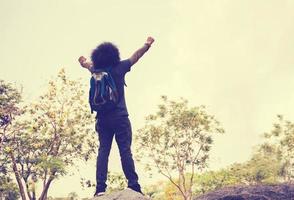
left=91, top=42, right=120, bottom=69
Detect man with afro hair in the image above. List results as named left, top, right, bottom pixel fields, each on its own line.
left=78, top=37, right=154, bottom=196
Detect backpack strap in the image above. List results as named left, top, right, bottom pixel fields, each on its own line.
left=100, top=77, right=105, bottom=97
left=103, top=67, right=119, bottom=90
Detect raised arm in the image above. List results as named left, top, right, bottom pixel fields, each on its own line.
left=78, top=56, right=93, bottom=72
left=129, top=37, right=155, bottom=66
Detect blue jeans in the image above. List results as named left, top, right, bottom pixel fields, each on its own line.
left=95, top=116, right=141, bottom=192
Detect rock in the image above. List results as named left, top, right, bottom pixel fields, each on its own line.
left=91, top=188, right=150, bottom=200
left=194, top=183, right=294, bottom=200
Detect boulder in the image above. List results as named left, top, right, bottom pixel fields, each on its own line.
left=91, top=188, right=150, bottom=200
left=194, top=183, right=294, bottom=200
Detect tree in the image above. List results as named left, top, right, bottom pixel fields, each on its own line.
left=239, top=148, right=282, bottom=184
left=135, top=96, right=224, bottom=200
left=0, top=80, right=26, bottom=199
left=263, top=115, right=294, bottom=182
left=192, top=169, right=239, bottom=195
left=191, top=136, right=284, bottom=197
left=1, top=69, right=97, bottom=200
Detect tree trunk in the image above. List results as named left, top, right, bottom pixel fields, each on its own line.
left=32, top=183, right=36, bottom=200
left=25, top=182, right=32, bottom=200
left=178, top=167, right=193, bottom=200
left=185, top=190, right=192, bottom=200
left=10, top=152, right=27, bottom=200
left=185, top=183, right=193, bottom=200
left=39, top=176, right=54, bottom=200
left=179, top=169, right=190, bottom=200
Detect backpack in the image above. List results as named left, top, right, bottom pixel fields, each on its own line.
left=89, top=68, right=119, bottom=113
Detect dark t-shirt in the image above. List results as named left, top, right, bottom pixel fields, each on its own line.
left=95, top=59, right=132, bottom=119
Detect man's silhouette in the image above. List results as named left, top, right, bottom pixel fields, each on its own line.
left=78, top=37, right=154, bottom=196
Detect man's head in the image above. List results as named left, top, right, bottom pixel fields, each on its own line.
left=91, top=42, right=120, bottom=69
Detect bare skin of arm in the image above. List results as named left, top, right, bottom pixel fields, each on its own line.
left=129, top=36, right=155, bottom=66
left=78, top=56, right=93, bottom=72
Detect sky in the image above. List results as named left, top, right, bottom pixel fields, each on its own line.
left=1, top=0, right=294, bottom=198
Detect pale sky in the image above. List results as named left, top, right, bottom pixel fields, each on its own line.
left=1, top=0, right=294, bottom=198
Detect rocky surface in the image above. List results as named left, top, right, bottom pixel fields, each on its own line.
left=194, top=183, right=294, bottom=200
left=89, top=184, right=294, bottom=200
left=91, top=188, right=150, bottom=200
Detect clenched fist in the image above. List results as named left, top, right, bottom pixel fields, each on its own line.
left=146, top=37, right=155, bottom=45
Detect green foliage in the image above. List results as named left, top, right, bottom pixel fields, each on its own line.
left=107, top=172, right=127, bottom=193
left=191, top=146, right=282, bottom=196
left=0, top=175, right=19, bottom=200
left=80, top=171, right=126, bottom=194
left=135, top=96, right=224, bottom=200
left=139, top=114, right=293, bottom=200
left=236, top=152, right=281, bottom=184
left=192, top=170, right=239, bottom=195
left=262, top=115, right=294, bottom=181
left=0, top=80, right=22, bottom=199
left=1, top=69, right=98, bottom=199
left=153, top=148, right=283, bottom=199
left=143, top=181, right=166, bottom=200
left=0, top=80, right=22, bottom=127
left=37, top=157, right=67, bottom=178
left=0, top=79, right=22, bottom=169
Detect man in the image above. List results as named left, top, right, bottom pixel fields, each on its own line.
left=78, top=37, right=154, bottom=196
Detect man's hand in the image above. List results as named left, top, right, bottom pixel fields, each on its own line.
left=129, top=37, right=155, bottom=66
left=146, top=36, right=155, bottom=46
left=78, top=56, right=93, bottom=69
left=78, top=56, right=87, bottom=64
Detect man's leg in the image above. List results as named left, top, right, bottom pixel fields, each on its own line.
left=95, top=119, right=114, bottom=193
left=114, top=117, right=142, bottom=193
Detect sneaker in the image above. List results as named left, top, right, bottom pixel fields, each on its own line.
left=94, top=191, right=105, bottom=197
